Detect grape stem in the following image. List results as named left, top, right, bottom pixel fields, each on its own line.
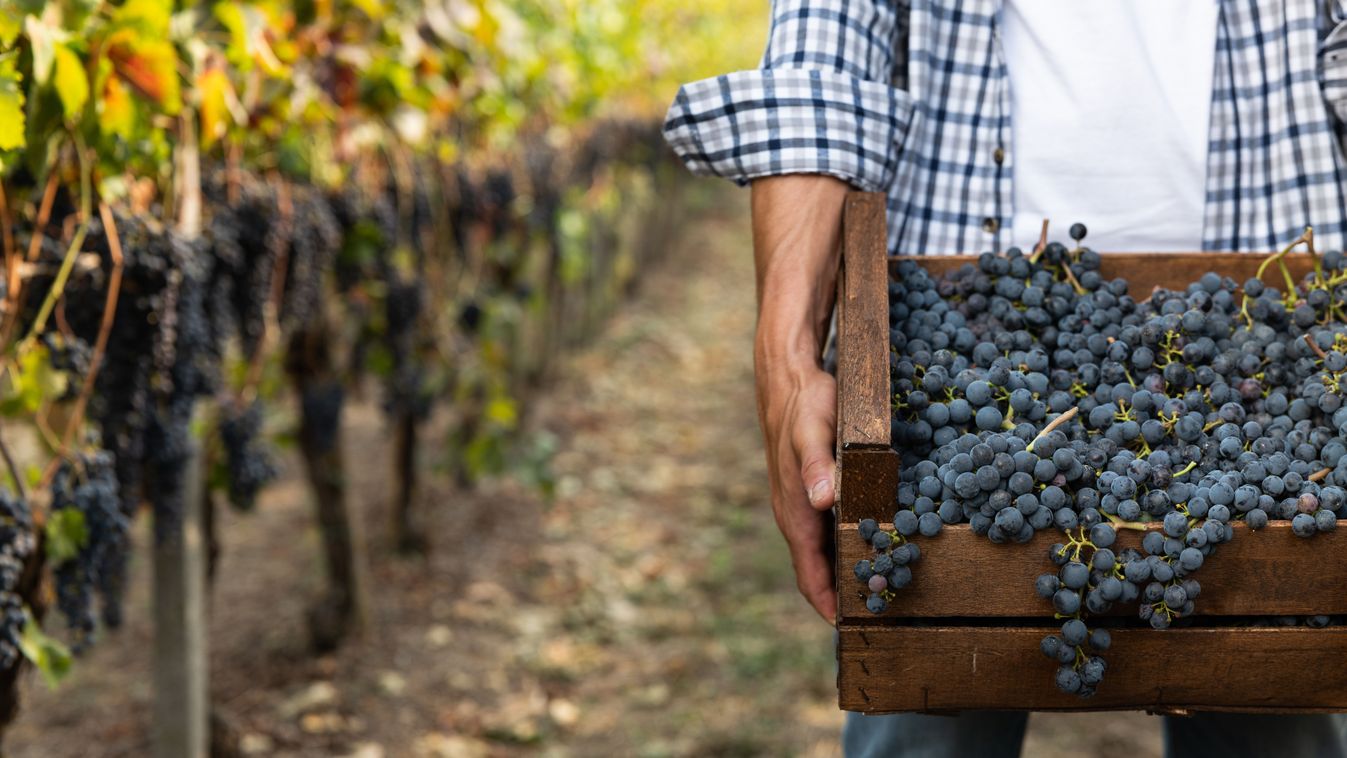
left=38, top=202, right=127, bottom=489
left=1027, top=219, right=1051, bottom=263
left=1026, top=406, right=1079, bottom=453
left=1103, top=512, right=1149, bottom=531
left=1310, top=467, right=1332, bottom=483
left=1059, top=260, right=1088, bottom=295
left=0, top=170, right=61, bottom=351
left=24, top=132, right=93, bottom=344
left=0, top=419, right=25, bottom=500
left=1242, top=227, right=1315, bottom=324
left=1304, top=333, right=1328, bottom=360
left=0, top=184, right=14, bottom=312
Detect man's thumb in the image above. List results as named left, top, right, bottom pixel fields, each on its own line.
left=799, top=432, right=837, bottom=511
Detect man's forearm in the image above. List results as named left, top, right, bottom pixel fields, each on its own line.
left=749, top=174, right=852, bottom=622
left=750, top=175, right=851, bottom=372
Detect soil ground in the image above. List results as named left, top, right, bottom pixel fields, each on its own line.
left=5, top=188, right=1163, bottom=757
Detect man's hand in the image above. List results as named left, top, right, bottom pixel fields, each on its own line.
left=750, top=174, right=851, bottom=623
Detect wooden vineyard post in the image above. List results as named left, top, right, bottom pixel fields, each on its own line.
left=286, top=316, right=370, bottom=651
left=391, top=411, right=424, bottom=553
left=153, top=418, right=209, bottom=758
left=154, top=112, right=209, bottom=758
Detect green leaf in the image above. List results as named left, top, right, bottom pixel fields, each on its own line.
left=18, top=613, right=72, bottom=688
left=0, top=52, right=25, bottom=151
left=44, top=508, right=87, bottom=566
left=0, top=342, right=65, bottom=416
left=52, top=44, right=87, bottom=120
left=0, top=5, right=22, bottom=47
left=23, top=465, right=41, bottom=491
left=111, top=0, right=171, bottom=38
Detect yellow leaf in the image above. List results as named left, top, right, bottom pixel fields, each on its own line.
left=104, top=29, right=181, bottom=114
left=196, top=68, right=232, bottom=149
left=0, top=53, right=24, bottom=151
left=98, top=73, right=137, bottom=139
left=53, top=44, right=88, bottom=120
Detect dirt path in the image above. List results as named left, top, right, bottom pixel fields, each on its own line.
left=5, top=187, right=1163, bottom=757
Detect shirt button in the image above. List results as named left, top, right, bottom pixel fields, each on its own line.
left=993, top=147, right=1005, bottom=164
left=982, top=217, right=999, bottom=233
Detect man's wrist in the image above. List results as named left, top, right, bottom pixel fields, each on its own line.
left=754, top=317, right=826, bottom=377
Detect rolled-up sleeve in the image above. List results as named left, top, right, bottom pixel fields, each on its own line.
left=1323, top=0, right=1347, bottom=125
left=662, top=0, right=914, bottom=193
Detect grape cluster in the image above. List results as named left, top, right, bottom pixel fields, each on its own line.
left=218, top=400, right=279, bottom=511
left=41, top=333, right=91, bottom=401
left=50, top=451, right=127, bottom=652
left=858, top=223, right=1347, bottom=697
left=0, top=489, right=34, bottom=670
left=852, top=518, right=922, bottom=613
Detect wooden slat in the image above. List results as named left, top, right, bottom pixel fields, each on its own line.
left=835, top=448, right=900, bottom=523
left=839, top=626, right=1347, bottom=713
left=895, top=251, right=1319, bottom=301
left=836, top=192, right=891, bottom=449
left=838, top=522, right=1347, bottom=620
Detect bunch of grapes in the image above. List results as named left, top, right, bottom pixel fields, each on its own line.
left=218, top=400, right=279, bottom=511
left=859, top=222, right=1347, bottom=697
left=205, top=180, right=286, bottom=359
left=852, top=518, right=922, bottom=613
left=49, top=451, right=127, bottom=652
left=280, top=186, right=341, bottom=330
left=143, top=235, right=216, bottom=540
left=0, top=489, right=35, bottom=670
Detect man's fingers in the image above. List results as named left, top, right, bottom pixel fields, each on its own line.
left=794, top=400, right=837, bottom=512
left=791, top=536, right=837, bottom=624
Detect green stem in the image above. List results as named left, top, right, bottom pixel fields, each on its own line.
left=24, top=132, right=92, bottom=344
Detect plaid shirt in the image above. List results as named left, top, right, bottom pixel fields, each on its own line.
left=664, top=0, right=1347, bottom=254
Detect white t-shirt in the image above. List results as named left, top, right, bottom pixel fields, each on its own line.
left=1002, top=1, right=1221, bottom=252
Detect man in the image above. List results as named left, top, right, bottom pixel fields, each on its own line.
left=662, top=1, right=1347, bottom=756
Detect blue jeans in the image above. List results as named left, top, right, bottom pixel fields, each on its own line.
left=843, top=711, right=1347, bottom=757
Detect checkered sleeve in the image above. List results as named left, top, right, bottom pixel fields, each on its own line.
left=1324, top=0, right=1347, bottom=124
left=662, top=0, right=914, bottom=193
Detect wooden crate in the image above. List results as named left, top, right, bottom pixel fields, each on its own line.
left=833, top=191, right=1347, bottom=714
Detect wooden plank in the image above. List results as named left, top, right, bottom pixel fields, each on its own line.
left=838, top=522, right=1347, bottom=620
left=836, top=448, right=900, bottom=523
left=836, top=192, right=891, bottom=449
left=839, top=626, right=1347, bottom=713
left=895, top=252, right=1319, bottom=300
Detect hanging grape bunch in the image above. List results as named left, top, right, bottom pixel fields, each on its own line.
left=0, top=490, right=34, bottom=671
left=854, top=221, right=1347, bottom=697
left=48, top=451, right=127, bottom=653
left=218, top=401, right=280, bottom=512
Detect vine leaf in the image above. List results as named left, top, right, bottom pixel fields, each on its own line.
left=44, top=508, right=88, bottom=566
left=98, top=74, right=137, bottom=139
left=22, top=13, right=56, bottom=84
left=18, top=613, right=72, bottom=688
left=196, top=67, right=233, bottom=149
left=0, top=343, right=66, bottom=416
left=0, top=51, right=23, bottom=151
left=0, top=5, right=21, bottom=47
left=53, top=43, right=88, bottom=119
left=104, top=28, right=181, bottom=114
